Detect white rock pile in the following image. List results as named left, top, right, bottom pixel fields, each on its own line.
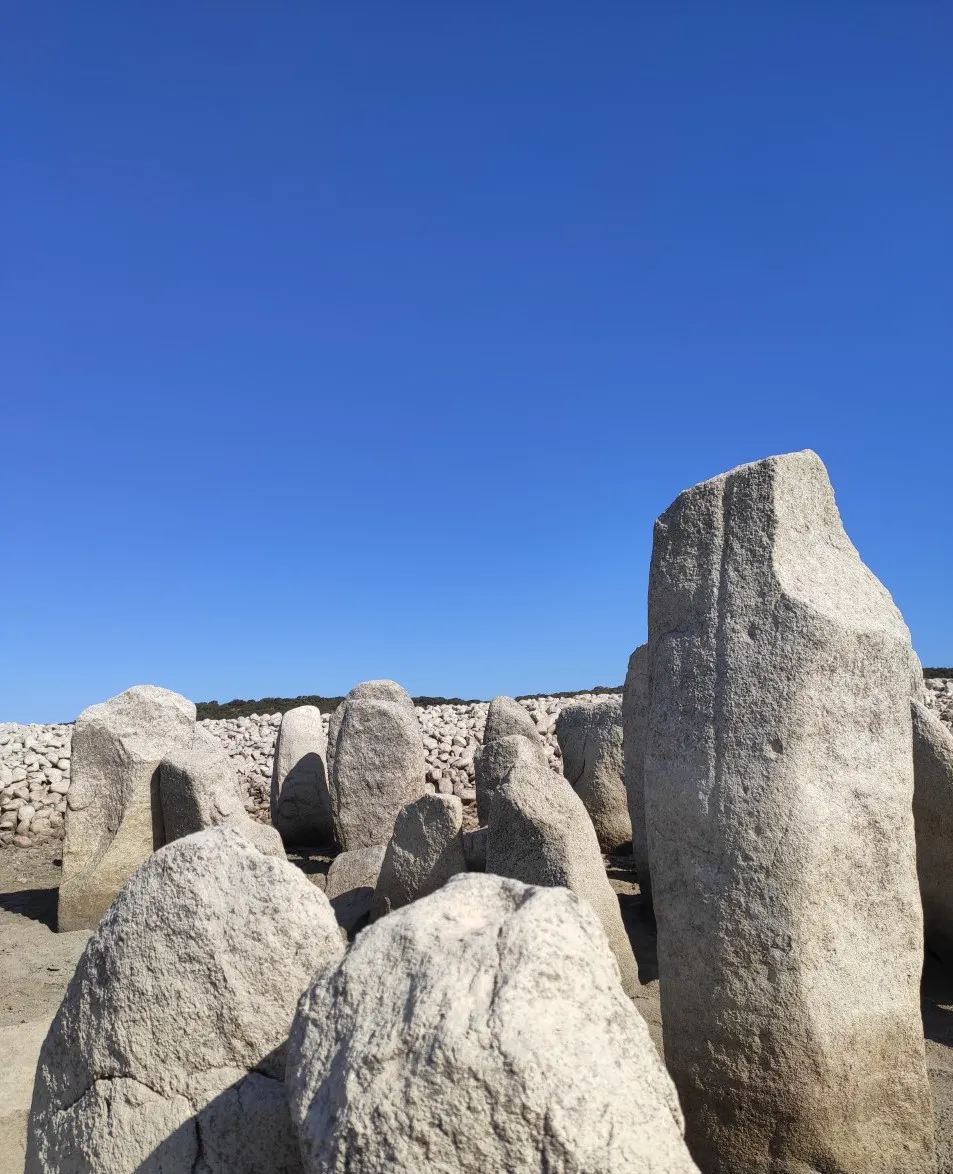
left=0, top=694, right=618, bottom=849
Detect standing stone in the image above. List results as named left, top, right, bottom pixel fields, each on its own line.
left=913, top=699, right=953, bottom=961
left=483, top=694, right=539, bottom=743
left=646, top=450, right=934, bottom=1172
left=622, top=644, right=651, bottom=903
left=286, top=873, right=699, bottom=1174
left=371, top=793, right=466, bottom=919
left=475, top=697, right=548, bottom=826
left=486, top=739, right=639, bottom=998
left=160, top=726, right=285, bottom=859
left=27, top=828, right=344, bottom=1174
left=324, top=844, right=388, bottom=934
left=326, top=680, right=416, bottom=782
left=555, top=698, right=631, bottom=853
left=270, top=706, right=332, bottom=846
left=329, top=683, right=427, bottom=851
left=58, top=686, right=196, bottom=933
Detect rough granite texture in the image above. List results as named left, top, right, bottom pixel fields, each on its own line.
left=486, top=738, right=640, bottom=998
left=27, top=828, right=344, bottom=1174
left=645, top=450, right=935, bottom=1173
left=555, top=697, right=631, bottom=853
left=58, top=686, right=196, bottom=932
left=159, top=726, right=285, bottom=859
left=270, top=706, right=332, bottom=847
left=330, top=693, right=428, bottom=851
left=914, top=699, right=953, bottom=963
left=622, top=644, right=651, bottom=902
left=371, top=792, right=466, bottom=920
left=286, top=873, right=700, bottom=1174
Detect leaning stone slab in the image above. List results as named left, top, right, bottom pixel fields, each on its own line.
left=474, top=731, right=548, bottom=826
left=329, top=687, right=427, bottom=851
left=622, top=644, right=651, bottom=903
left=270, top=705, right=332, bottom=847
left=58, top=685, right=196, bottom=933
left=325, top=844, right=387, bottom=934
left=286, top=873, right=699, bottom=1174
left=646, top=450, right=934, bottom=1172
left=913, top=699, right=953, bottom=962
left=27, top=827, right=344, bottom=1174
left=371, top=793, right=466, bottom=919
left=486, top=739, right=639, bottom=998
left=160, top=726, right=285, bottom=859
left=555, top=697, right=631, bottom=853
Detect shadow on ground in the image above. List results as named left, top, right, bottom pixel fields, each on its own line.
left=0, top=888, right=57, bottom=932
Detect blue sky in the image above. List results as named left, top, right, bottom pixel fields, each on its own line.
left=2, top=3, right=951, bottom=723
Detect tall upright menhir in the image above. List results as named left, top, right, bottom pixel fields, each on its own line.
left=644, top=450, right=935, bottom=1173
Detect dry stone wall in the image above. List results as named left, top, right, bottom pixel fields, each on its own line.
left=0, top=693, right=624, bottom=849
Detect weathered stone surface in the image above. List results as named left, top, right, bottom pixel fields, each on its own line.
left=555, top=698, right=630, bottom=853
left=646, top=450, right=934, bottom=1172
left=483, top=694, right=541, bottom=744
left=159, top=727, right=285, bottom=859
left=286, top=873, right=698, bottom=1173
left=326, top=680, right=416, bottom=783
left=270, top=706, right=332, bottom=847
left=28, top=828, right=344, bottom=1174
left=325, top=844, right=387, bottom=934
left=622, top=644, right=651, bottom=902
left=58, top=686, right=196, bottom=933
left=914, top=699, right=953, bottom=962
left=371, top=793, right=465, bottom=919
left=486, top=739, right=639, bottom=997
left=474, top=732, right=548, bottom=826
left=329, top=688, right=427, bottom=851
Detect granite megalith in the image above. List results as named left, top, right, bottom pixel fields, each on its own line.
left=622, top=644, right=651, bottom=903
left=27, top=827, right=344, bottom=1174
left=159, top=726, right=285, bottom=859
left=371, top=792, right=466, bottom=919
left=270, top=705, right=332, bottom=847
left=913, top=698, right=953, bottom=962
left=286, top=872, right=699, bottom=1173
left=329, top=683, right=427, bottom=851
left=645, top=450, right=934, bottom=1172
left=326, top=680, right=416, bottom=783
left=486, top=738, right=639, bottom=997
left=58, top=685, right=196, bottom=933
left=555, top=697, right=631, bottom=853
left=474, top=696, right=548, bottom=826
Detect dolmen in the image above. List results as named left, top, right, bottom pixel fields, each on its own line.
left=644, top=450, right=935, bottom=1171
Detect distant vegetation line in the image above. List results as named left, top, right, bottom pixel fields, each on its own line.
left=195, top=684, right=625, bottom=721
left=195, top=673, right=953, bottom=721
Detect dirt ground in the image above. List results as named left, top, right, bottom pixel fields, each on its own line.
left=2, top=846, right=953, bottom=1172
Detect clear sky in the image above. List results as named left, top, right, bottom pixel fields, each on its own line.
left=2, top=3, right=951, bottom=723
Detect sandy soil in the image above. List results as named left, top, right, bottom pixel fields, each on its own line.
left=2, top=845, right=953, bottom=1172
